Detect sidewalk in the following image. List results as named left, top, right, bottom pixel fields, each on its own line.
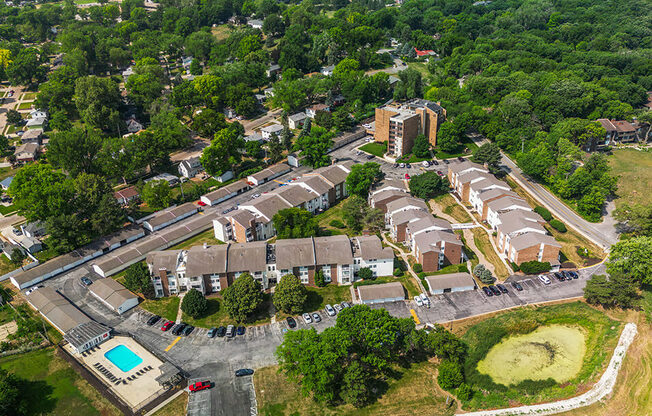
left=381, top=234, right=427, bottom=295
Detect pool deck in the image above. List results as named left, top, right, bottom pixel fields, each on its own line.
left=66, top=335, right=167, bottom=410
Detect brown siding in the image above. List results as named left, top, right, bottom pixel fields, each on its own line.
left=374, top=107, right=392, bottom=143
left=442, top=242, right=463, bottom=267
left=219, top=276, right=230, bottom=291
left=330, top=264, right=338, bottom=284
left=401, top=115, right=420, bottom=155
left=395, top=223, right=408, bottom=242
left=420, top=251, right=439, bottom=273
left=158, top=269, right=170, bottom=297
left=541, top=244, right=560, bottom=264
left=202, top=275, right=212, bottom=294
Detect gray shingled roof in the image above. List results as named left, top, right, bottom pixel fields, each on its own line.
left=357, top=282, right=405, bottom=301
left=275, top=238, right=315, bottom=269
left=186, top=244, right=228, bottom=275
left=89, top=278, right=138, bottom=311
left=509, top=232, right=561, bottom=250
left=314, top=235, right=353, bottom=265
left=425, top=273, right=475, bottom=291
left=227, top=242, right=267, bottom=272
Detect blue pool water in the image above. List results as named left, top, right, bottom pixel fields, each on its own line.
left=104, top=345, right=143, bottom=372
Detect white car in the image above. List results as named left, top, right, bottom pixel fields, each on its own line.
left=363, top=124, right=371, bottom=129
left=399, top=163, right=406, bottom=168
left=420, top=293, right=430, bottom=306
left=325, top=304, right=336, bottom=316
left=414, top=295, right=423, bottom=307
left=538, top=274, right=551, bottom=285
left=302, top=313, right=312, bottom=324
left=422, top=161, right=430, bottom=167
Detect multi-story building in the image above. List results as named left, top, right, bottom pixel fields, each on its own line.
left=413, top=230, right=465, bottom=273
left=374, top=99, right=446, bottom=157
left=146, top=235, right=394, bottom=297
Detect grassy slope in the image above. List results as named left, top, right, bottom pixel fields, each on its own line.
left=608, top=148, right=652, bottom=209
left=431, top=194, right=472, bottom=222
left=168, top=228, right=224, bottom=250
left=140, top=297, right=180, bottom=322
left=152, top=392, right=188, bottom=416
left=359, top=142, right=387, bottom=158
left=470, top=228, right=510, bottom=279
left=0, top=348, right=120, bottom=416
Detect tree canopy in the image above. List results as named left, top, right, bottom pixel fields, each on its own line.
left=273, top=274, right=308, bottom=314
left=345, top=162, right=383, bottom=198
left=222, top=273, right=264, bottom=322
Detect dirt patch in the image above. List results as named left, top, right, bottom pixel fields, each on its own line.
left=0, top=321, right=17, bottom=341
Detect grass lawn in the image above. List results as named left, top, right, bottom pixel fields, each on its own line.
left=182, top=294, right=272, bottom=328
left=0, top=254, right=17, bottom=275
left=434, top=137, right=478, bottom=160
left=0, top=348, right=120, bottom=416
left=21, top=92, right=37, bottom=100
left=470, top=228, right=510, bottom=280
left=152, top=392, right=188, bottom=416
left=359, top=142, right=387, bottom=158
left=0, top=165, right=19, bottom=180
left=406, top=62, right=431, bottom=80
left=608, top=148, right=652, bottom=209
left=0, top=204, right=17, bottom=215
left=211, top=24, right=233, bottom=41
left=18, top=101, right=33, bottom=110
left=254, top=360, right=455, bottom=416
left=315, top=200, right=356, bottom=236
left=431, top=194, right=472, bottom=223
left=504, top=177, right=605, bottom=266
left=140, top=297, right=180, bottom=322
left=460, top=302, right=621, bottom=411
left=169, top=228, right=224, bottom=250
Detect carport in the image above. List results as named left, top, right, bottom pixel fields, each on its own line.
left=357, top=282, right=405, bottom=304
left=425, top=272, right=476, bottom=295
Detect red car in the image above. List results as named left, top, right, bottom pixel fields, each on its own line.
left=404, top=173, right=411, bottom=180
left=197, top=200, right=207, bottom=207
left=161, top=321, right=174, bottom=331
left=189, top=380, right=212, bottom=392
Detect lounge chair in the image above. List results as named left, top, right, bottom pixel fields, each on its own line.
left=147, top=365, right=153, bottom=370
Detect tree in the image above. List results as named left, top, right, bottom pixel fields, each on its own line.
left=613, top=204, right=652, bottom=236
left=123, top=262, right=154, bottom=298
left=412, top=134, right=431, bottom=158
left=315, top=269, right=327, bottom=287
left=181, top=288, right=208, bottom=318
left=342, top=195, right=384, bottom=233
left=437, top=360, right=464, bottom=391
left=584, top=273, right=638, bottom=309
left=0, top=368, right=27, bottom=416
left=222, top=273, right=264, bottom=322
left=6, top=110, right=22, bottom=125
left=200, top=125, right=244, bottom=176
left=273, top=274, right=308, bottom=314
left=345, top=162, right=383, bottom=198
left=189, top=59, right=202, bottom=76
left=273, top=208, right=319, bottom=239
left=8, top=164, right=69, bottom=222
left=358, top=267, right=373, bottom=280
left=141, top=180, right=172, bottom=209
left=6, top=48, right=45, bottom=86
left=9, top=248, right=25, bottom=266
left=456, top=383, right=473, bottom=401
left=473, top=143, right=501, bottom=173
left=47, top=128, right=103, bottom=176
left=74, top=76, right=122, bottom=134
left=0, top=135, right=8, bottom=154
left=293, top=125, right=334, bottom=168
left=281, top=125, right=294, bottom=150
left=192, top=108, right=228, bottom=138
left=409, top=171, right=449, bottom=200
left=606, top=236, right=652, bottom=285
left=577, top=187, right=605, bottom=222
left=436, top=122, right=460, bottom=153
left=341, top=361, right=373, bottom=407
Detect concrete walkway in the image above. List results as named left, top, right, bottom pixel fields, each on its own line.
left=381, top=234, right=427, bottom=295
left=457, top=323, right=638, bottom=416
left=175, top=293, right=185, bottom=324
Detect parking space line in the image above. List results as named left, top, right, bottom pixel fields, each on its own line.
left=165, top=336, right=182, bottom=351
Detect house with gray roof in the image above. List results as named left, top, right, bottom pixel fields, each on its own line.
left=357, top=282, right=405, bottom=304
left=88, top=278, right=139, bottom=315
left=425, top=272, right=476, bottom=295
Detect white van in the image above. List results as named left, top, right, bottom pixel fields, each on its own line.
left=538, top=274, right=551, bottom=285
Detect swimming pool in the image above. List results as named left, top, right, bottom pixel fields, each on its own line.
left=104, top=345, right=143, bottom=372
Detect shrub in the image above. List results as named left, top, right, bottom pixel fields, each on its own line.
left=478, top=269, right=494, bottom=284
left=358, top=267, right=374, bottom=280
left=181, top=288, right=208, bottom=318
left=329, top=219, right=345, bottom=229
left=418, top=272, right=426, bottom=278
left=456, top=383, right=473, bottom=401
left=393, top=268, right=403, bottom=277
left=473, top=264, right=486, bottom=277
left=413, top=263, right=423, bottom=273
left=549, top=219, right=567, bottom=232
left=315, top=270, right=327, bottom=287
left=437, top=360, right=464, bottom=391
left=511, top=262, right=520, bottom=272
left=534, top=206, right=552, bottom=221
left=519, top=261, right=551, bottom=275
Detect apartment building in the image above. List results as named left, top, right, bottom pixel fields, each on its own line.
left=470, top=188, right=518, bottom=220
left=146, top=235, right=394, bottom=297
left=384, top=196, right=429, bottom=227
left=447, top=161, right=489, bottom=200
left=486, top=196, right=533, bottom=230
left=374, top=99, right=446, bottom=157
left=213, top=163, right=353, bottom=243
left=413, top=230, right=465, bottom=273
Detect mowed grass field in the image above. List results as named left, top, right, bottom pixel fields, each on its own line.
left=0, top=348, right=120, bottom=416
left=609, top=148, right=652, bottom=208
left=255, top=360, right=456, bottom=416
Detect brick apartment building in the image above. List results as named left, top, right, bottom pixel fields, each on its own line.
left=374, top=99, right=446, bottom=157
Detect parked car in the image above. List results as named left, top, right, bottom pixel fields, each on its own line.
left=161, top=321, right=174, bottom=331
left=511, top=281, right=524, bottom=291
left=312, top=313, right=321, bottom=323
left=207, top=327, right=217, bottom=338
left=436, top=171, right=444, bottom=176
left=235, top=369, right=254, bottom=377
left=216, top=326, right=226, bottom=337
left=189, top=380, right=212, bottom=392
left=443, top=159, right=449, bottom=164
left=341, top=301, right=351, bottom=309
left=422, top=161, right=430, bottom=167
left=538, top=274, right=551, bottom=285
left=393, top=163, right=399, bottom=168
left=182, top=325, right=195, bottom=336
left=197, top=200, right=207, bottom=206
left=366, top=154, right=375, bottom=160
left=496, top=284, right=508, bottom=294
left=172, top=323, right=187, bottom=335
left=568, top=271, right=579, bottom=279
left=419, top=293, right=430, bottom=306
left=553, top=272, right=565, bottom=281
left=414, top=295, right=423, bottom=307
left=488, top=285, right=501, bottom=296
left=325, top=304, right=336, bottom=316
left=236, top=326, right=246, bottom=335
left=457, top=156, right=465, bottom=161
left=80, top=276, right=93, bottom=286
left=334, top=303, right=343, bottom=312
left=226, top=325, right=235, bottom=337
left=406, top=163, right=412, bottom=168
left=405, top=173, right=411, bottom=180
left=482, top=287, right=493, bottom=297
left=431, top=160, right=439, bottom=165
left=286, top=317, right=297, bottom=328
left=302, top=313, right=312, bottom=324
left=399, top=163, right=406, bottom=168
left=147, top=315, right=161, bottom=326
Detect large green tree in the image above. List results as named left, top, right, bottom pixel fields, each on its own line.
left=472, top=143, right=502, bottom=173
left=181, top=288, right=208, bottom=318
left=222, top=273, right=264, bottom=322
left=273, top=274, right=308, bottom=314
left=409, top=171, right=450, bottom=200
left=273, top=208, right=319, bottom=239
left=583, top=273, right=639, bottom=309
left=345, top=162, right=383, bottom=198
left=293, top=125, right=334, bottom=168
left=606, top=236, right=652, bottom=286
left=0, top=368, right=27, bottom=415
left=124, top=262, right=155, bottom=298
left=74, top=76, right=122, bottom=134
left=47, top=128, right=103, bottom=177
left=141, top=180, right=172, bottom=210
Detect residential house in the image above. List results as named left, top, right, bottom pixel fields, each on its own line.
left=389, top=209, right=431, bottom=241
left=413, top=229, right=465, bottom=273
left=288, top=112, right=307, bottom=129
left=126, top=117, right=143, bottom=134
left=247, top=19, right=263, bottom=29
left=21, top=221, right=46, bottom=238
left=374, top=99, right=446, bottom=158
left=178, top=157, right=202, bottom=178
left=244, top=133, right=265, bottom=144
left=20, top=236, right=42, bottom=254
left=15, top=142, right=39, bottom=162
left=122, top=66, right=134, bottom=82
left=0, top=176, right=13, bottom=191
left=264, top=87, right=275, bottom=97
left=447, top=160, right=488, bottom=195
left=468, top=176, right=511, bottom=210
left=254, top=94, right=266, bottom=105
left=266, top=64, right=281, bottom=77
left=384, top=196, right=429, bottom=227
left=113, top=186, right=140, bottom=206
left=21, top=129, right=43, bottom=144
left=320, top=65, right=335, bottom=76
left=305, top=104, right=330, bottom=119
left=246, top=163, right=291, bottom=186
left=597, top=119, right=638, bottom=145
left=486, top=196, right=533, bottom=230
left=470, top=188, right=518, bottom=221
left=303, top=162, right=352, bottom=205
left=261, top=124, right=284, bottom=140
left=370, top=189, right=411, bottom=213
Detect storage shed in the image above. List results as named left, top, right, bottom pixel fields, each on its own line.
left=425, top=272, right=476, bottom=295
left=357, top=282, right=405, bottom=304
